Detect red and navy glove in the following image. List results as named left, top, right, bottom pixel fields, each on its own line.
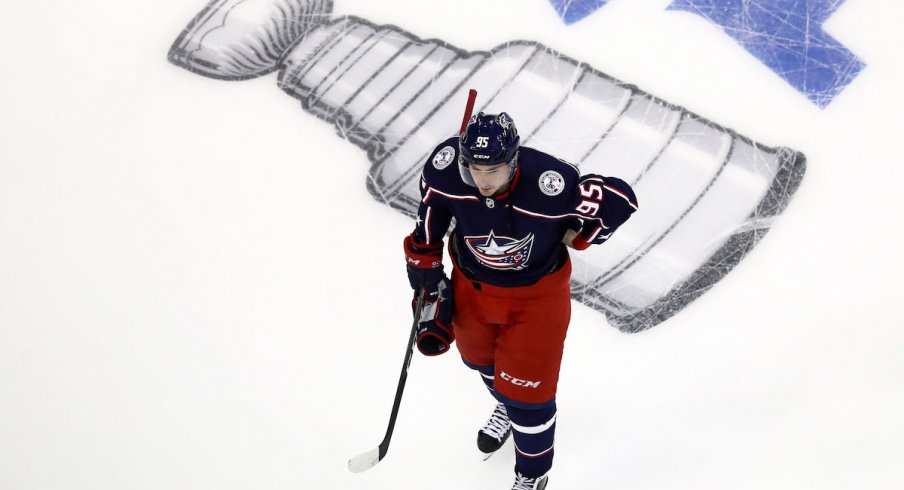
left=403, top=232, right=445, bottom=296
left=569, top=223, right=608, bottom=250
left=412, top=278, right=454, bottom=356
left=403, top=232, right=454, bottom=356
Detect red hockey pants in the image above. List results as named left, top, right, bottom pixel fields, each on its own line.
left=451, top=258, right=572, bottom=407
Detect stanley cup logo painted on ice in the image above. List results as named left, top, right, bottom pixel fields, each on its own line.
left=168, top=0, right=806, bottom=333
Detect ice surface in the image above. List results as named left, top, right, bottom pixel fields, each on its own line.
left=1, top=1, right=903, bottom=490
left=168, top=0, right=806, bottom=332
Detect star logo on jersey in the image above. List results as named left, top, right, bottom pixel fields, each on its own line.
left=464, top=231, right=535, bottom=270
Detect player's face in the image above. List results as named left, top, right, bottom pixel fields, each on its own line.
left=469, top=162, right=511, bottom=196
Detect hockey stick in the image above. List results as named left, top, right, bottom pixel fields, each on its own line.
left=459, top=88, right=478, bottom=135
left=347, top=294, right=426, bottom=473
left=349, top=91, right=475, bottom=473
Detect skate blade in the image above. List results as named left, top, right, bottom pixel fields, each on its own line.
left=481, top=450, right=499, bottom=461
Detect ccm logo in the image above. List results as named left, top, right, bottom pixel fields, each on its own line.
left=500, top=371, right=541, bottom=388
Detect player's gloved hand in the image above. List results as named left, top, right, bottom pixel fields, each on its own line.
left=403, top=232, right=445, bottom=296
left=569, top=224, right=606, bottom=250
left=404, top=231, right=454, bottom=355
left=412, top=277, right=454, bottom=356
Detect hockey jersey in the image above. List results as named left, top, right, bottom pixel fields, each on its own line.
left=415, top=136, right=638, bottom=288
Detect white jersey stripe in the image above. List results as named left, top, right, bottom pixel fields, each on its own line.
left=424, top=206, right=433, bottom=244
left=511, top=413, right=557, bottom=435
left=512, top=206, right=608, bottom=229
left=604, top=184, right=639, bottom=210
left=511, top=206, right=571, bottom=219
left=424, top=187, right=480, bottom=203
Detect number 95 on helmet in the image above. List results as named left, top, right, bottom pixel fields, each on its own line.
left=458, top=112, right=520, bottom=187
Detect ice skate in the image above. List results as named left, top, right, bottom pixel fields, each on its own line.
left=512, top=472, right=548, bottom=490
left=477, top=402, right=511, bottom=459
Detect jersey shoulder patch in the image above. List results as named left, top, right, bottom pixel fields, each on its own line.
left=538, top=170, right=566, bottom=196
left=513, top=147, right=582, bottom=215
left=422, top=136, right=472, bottom=196
left=432, top=145, right=456, bottom=170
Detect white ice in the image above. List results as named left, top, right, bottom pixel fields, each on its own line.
left=1, top=1, right=903, bottom=489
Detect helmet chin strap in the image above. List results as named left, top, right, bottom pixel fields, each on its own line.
left=502, top=156, right=518, bottom=184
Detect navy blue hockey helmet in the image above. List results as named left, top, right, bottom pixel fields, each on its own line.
left=458, top=112, right=520, bottom=186
left=459, top=112, right=520, bottom=167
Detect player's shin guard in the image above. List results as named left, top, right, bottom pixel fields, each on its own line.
left=506, top=403, right=557, bottom=479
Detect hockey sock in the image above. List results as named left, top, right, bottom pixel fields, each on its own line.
left=506, top=403, right=557, bottom=479
left=470, top=364, right=499, bottom=399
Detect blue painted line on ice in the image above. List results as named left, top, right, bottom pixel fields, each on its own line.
left=668, top=0, right=864, bottom=107
left=549, top=0, right=865, bottom=107
left=548, top=0, right=609, bottom=25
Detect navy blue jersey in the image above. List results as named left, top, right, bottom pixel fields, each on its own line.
left=415, top=137, right=638, bottom=288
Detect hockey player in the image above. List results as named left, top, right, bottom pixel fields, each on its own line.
left=403, top=112, right=638, bottom=489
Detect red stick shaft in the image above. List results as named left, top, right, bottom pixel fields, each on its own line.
left=459, top=89, right=477, bottom=135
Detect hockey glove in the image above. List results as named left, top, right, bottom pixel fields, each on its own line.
left=403, top=232, right=446, bottom=297
left=569, top=223, right=610, bottom=250
left=412, top=277, right=454, bottom=356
